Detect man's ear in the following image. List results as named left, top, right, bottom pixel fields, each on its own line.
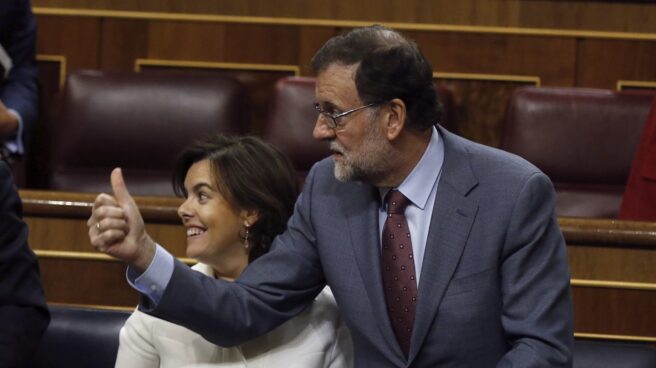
left=384, top=98, right=406, bottom=141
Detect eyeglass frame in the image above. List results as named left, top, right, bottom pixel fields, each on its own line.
left=313, top=102, right=379, bottom=129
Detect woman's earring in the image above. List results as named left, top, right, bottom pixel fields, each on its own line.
left=244, top=224, right=250, bottom=250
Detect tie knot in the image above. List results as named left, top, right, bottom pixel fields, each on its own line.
left=386, top=190, right=410, bottom=214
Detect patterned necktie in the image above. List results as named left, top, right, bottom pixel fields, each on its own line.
left=381, top=189, right=417, bottom=357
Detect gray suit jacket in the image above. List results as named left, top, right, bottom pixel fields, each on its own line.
left=147, top=127, right=573, bottom=367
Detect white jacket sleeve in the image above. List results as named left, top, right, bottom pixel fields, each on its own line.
left=115, top=309, right=160, bottom=368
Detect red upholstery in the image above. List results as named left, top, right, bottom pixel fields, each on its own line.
left=49, top=70, right=248, bottom=196
left=502, top=86, right=656, bottom=218
left=264, top=76, right=455, bottom=180
left=619, top=97, right=656, bottom=221
left=263, top=77, right=327, bottom=180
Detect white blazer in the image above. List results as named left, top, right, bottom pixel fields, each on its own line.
left=115, top=263, right=352, bottom=368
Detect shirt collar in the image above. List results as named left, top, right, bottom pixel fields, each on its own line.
left=379, top=126, right=445, bottom=209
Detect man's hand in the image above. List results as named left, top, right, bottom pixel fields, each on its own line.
left=87, top=168, right=156, bottom=272
left=0, top=100, right=19, bottom=139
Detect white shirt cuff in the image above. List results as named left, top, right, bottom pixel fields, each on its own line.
left=3, top=109, right=23, bottom=155
left=126, top=243, right=174, bottom=305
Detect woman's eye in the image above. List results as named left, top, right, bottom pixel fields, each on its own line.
left=198, top=192, right=209, bottom=201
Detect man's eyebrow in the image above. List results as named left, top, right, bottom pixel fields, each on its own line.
left=319, top=101, right=339, bottom=111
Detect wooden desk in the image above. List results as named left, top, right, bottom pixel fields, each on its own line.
left=21, top=190, right=656, bottom=341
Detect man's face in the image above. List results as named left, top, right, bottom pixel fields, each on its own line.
left=313, top=63, right=394, bottom=183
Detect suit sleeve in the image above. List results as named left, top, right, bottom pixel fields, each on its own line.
left=0, top=161, right=49, bottom=365
left=143, top=163, right=326, bottom=347
left=1, top=0, right=39, bottom=144
left=497, top=172, right=573, bottom=367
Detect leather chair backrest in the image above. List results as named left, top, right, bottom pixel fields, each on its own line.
left=574, top=339, right=656, bottom=368
left=502, top=86, right=656, bottom=218
left=49, top=70, right=248, bottom=196
left=264, top=76, right=456, bottom=181
left=29, top=305, right=131, bottom=368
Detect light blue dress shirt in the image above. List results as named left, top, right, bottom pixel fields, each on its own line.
left=378, top=126, right=444, bottom=285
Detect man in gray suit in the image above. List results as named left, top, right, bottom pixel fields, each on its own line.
left=89, top=25, right=572, bottom=367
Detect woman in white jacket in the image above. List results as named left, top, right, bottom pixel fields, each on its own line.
left=114, top=135, right=352, bottom=368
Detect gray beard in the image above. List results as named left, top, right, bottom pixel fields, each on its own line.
left=331, top=128, right=395, bottom=184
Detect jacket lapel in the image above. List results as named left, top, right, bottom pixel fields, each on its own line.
left=408, top=128, right=479, bottom=363
left=340, top=182, right=407, bottom=362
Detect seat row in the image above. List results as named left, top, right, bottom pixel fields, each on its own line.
left=18, top=70, right=455, bottom=195
left=13, top=69, right=656, bottom=218
left=29, top=305, right=656, bottom=368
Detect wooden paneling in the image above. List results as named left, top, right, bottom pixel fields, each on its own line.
left=146, top=22, right=228, bottom=62
left=297, top=26, right=339, bottom=75
left=617, top=81, right=656, bottom=92
left=569, top=246, right=656, bottom=283
left=39, top=255, right=139, bottom=308
left=26, top=216, right=186, bottom=255
left=99, top=19, right=148, bottom=70
left=577, top=38, right=656, bottom=89
left=36, top=16, right=101, bottom=72
left=573, top=286, right=656, bottom=337
left=412, top=32, right=577, bottom=86
left=31, top=1, right=656, bottom=34
left=144, top=22, right=299, bottom=65
left=22, top=190, right=188, bottom=257
left=23, top=12, right=656, bottom=201
left=30, top=14, right=655, bottom=153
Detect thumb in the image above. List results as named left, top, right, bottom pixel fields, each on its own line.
left=111, top=167, right=133, bottom=206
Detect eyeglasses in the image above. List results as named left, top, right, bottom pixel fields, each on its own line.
left=314, top=102, right=378, bottom=129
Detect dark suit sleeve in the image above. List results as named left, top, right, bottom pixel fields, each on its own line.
left=144, top=163, right=326, bottom=347
left=497, top=172, right=573, bottom=367
left=0, top=0, right=39, bottom=144
left=0, top=161, right=49, bottom=366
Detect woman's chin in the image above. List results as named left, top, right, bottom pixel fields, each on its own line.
left=185, top=245, right=203, bottom=260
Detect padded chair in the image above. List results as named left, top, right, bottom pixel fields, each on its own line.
left=573, top=339, right=656, bottom=368
left=264, top=76, right=455, bottom=181
left=29, top=305, right=131, bottom=368
left=501, top=86, right=656, bottom=218
left=49, top=70, right=248, bottom=196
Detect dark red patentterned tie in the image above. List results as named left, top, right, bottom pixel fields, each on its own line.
left=381, top=189, right=417, bottom=357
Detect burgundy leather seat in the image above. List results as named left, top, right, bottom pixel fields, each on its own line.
left=49, top=70, right=248, bottom=196
left=502, top=86, right=656, bottom=218
left=264, top=76, right=455, bottom=181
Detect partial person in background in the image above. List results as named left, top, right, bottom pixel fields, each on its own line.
left=619, top=96, right=656, bottom=221
left=112, top=135, right=352, bottom=368
left=0, top=159, right=49, bottom=366
left=0, top=0, right=39, bottom=161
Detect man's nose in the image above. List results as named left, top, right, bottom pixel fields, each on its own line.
left=313, top=115, right=335, bottom=140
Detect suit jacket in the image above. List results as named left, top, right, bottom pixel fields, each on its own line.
left=0, top=0, right=38, bottom=150
left=619, top=97, right=656, bottom=220
left=0, top=160, right=49, bottom=366
left=117, top=263, right=352, bottom=368
left=147, top=127, right=573, bottom=367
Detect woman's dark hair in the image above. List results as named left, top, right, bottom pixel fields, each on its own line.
left=311, top=25, right=441, bottom=131
left=172, top=135, right=299, bottom=263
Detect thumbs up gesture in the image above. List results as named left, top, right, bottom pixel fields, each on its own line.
left=87, top=168, right=156, bottom=272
